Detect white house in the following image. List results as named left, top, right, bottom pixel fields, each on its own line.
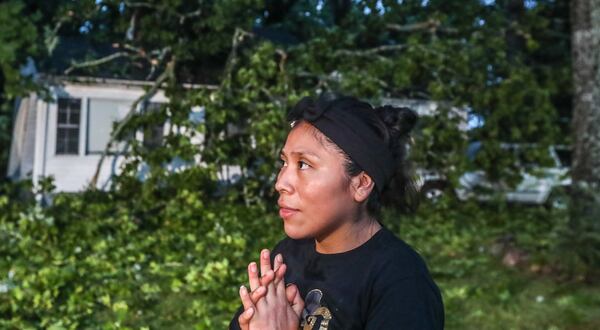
left=7, top=76, right=208, bottom=192
left=7, top=76, right=467, bottom=193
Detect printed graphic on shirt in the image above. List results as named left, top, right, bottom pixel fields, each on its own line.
left=301, top=289, right=332, bottom=330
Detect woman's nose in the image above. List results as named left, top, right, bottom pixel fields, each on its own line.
left=275, top=167, right=294, bottom=194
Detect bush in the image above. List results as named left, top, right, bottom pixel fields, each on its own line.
left=0, top=178, right=284, bottom=329
left=2, top=179, right=600, bottom=329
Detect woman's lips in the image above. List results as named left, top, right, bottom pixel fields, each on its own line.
left=279, top=207, right=298, bottom=219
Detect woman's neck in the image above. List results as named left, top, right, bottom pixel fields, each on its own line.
left=314, top=215, right=382, bottom=254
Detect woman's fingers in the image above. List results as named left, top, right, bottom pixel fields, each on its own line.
left=247, top=262, right=260, bottom=292
left=260, top=249, right=272, bottom=277
left=273, top=254, right=286, bottom=280
left=239, top=285, right=256, bottom=311
left=285, top=283, right=297, bottom=304
left=273, top=253, right=283, bottom=273
left=237, top=306, right=254, bottom=329
left=250, top=285, right=266, bottom=302
left=238, top=285, right=256, bottom=328
left=274, top=263, right=287, bottom=286
left=286, top=284, right=305, bottom=317
left=260, top=269, right=275, bottom=288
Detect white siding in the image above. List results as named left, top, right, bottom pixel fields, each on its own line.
left=38, top=81, right=169, bottom=192
left=7, top=93, right=38, bottom=180
left=32, top=97, right=47, bottom=187
left=9, top=78, right=212, bottom=193
left=44, top=154, right=124, bottom=191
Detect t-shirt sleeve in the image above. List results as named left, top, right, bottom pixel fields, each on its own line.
left=365, top=273, right=444, bottom=330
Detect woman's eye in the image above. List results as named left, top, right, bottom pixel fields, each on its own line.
left=298, top=161, right=310, bottom=169
left=278, top=159, right=287, bottom=167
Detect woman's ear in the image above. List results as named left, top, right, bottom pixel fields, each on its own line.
left=351, top=172, right=375, bottom=203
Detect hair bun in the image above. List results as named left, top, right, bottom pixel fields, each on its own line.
left=375, top=105, right=418, bottom=137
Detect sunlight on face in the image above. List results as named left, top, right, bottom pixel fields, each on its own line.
left=275, top=121, right=357, bottom=240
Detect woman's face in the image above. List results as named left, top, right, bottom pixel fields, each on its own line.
left=275, top=121, right=358, bottom=240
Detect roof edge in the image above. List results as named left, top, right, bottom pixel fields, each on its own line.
left=38, top=74, right=219, bottom=90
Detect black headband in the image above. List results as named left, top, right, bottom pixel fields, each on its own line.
left=288, top=97, right=394, bottom=193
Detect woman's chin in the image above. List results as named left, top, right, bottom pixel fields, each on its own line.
left=283, top=223, right=311, bottom=240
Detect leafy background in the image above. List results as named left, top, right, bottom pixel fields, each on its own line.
left=1, top=0, right=599, bottom=329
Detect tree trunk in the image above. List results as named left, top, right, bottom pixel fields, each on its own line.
left=572, top=0, right=600, bottom=183
left=569, top=0, right=600, bottom=273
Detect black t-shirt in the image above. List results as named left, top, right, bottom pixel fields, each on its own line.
left=229, top=226, right=444, bottom=329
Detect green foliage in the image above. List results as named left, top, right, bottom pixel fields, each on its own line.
left=0, top=1, right=38, bottom=98
left=0, top=0, right=40, bottom=177
left=2, top=182, right=600, bottom=329
left=2, top=1, right=596, bottom=329
left=388, top=199, right=600, bottom=329
left=561, top=184, right=600, bottom=273
left=1, top=0, right=571, bottom=185
left=0, top=178, right=284, bottom=329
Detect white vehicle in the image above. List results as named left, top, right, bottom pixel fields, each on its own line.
left=415, top=168, right=450, bottom=202
left=419, top=142, right=572, bottom=208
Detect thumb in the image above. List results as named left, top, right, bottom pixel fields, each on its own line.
left=237, top=307, right=254, bottom=329
left=285, top=283, right=297, bottom=304
left=286, top=284, right=305, bottom=317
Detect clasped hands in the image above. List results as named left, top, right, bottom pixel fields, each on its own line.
left=238, top=249, right=305, bottom=330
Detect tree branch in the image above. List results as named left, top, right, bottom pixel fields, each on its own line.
left=221, top=28, right=255, bottom=89
left=88, top=58, right=176, bottom=189
left=126, top=9, right=138, bottom=41
left=124, top=1, right=202, bottom=25
left=146, top=47, right=171, bottom=80
left=46, top=12, right=75, bottom=55
left=334, top=44, right=409, bottom=57
left=387, top=19, right=457, bottom=34
left=123, top=1, right=157, bottom=9
left=64, top=52, right=130, bottom=75
left=179, top=9, right=202, bottom=24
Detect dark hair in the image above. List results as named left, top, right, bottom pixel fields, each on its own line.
left=288, top=96, right=418, bottom=216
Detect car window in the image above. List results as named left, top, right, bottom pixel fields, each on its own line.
left=554, top=148, right=572, bottom=167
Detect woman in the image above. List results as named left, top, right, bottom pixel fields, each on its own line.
left=230, top=96, right=444, bottom=329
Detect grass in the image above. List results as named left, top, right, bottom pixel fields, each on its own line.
left=440, top=265, right=600, bottom=329
left=386, top=199, right=600, bottom=330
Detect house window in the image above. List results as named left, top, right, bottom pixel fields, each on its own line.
left=87, top=99, right=131, bottom=154
left=56, top=98, right=81, bottom=155
left=142, top=102, right=164, bottom=150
